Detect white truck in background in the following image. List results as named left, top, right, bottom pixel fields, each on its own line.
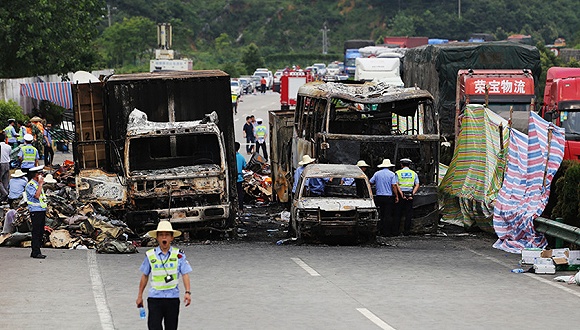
left=354, top=55, right=404, bottom=87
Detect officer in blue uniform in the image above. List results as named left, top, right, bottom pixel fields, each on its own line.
left=137, top=221, right=192, bottom=330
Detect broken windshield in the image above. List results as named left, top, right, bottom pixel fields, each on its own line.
left=128, top=133, right=222, bottom=172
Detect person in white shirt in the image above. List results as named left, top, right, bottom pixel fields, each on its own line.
left=0, top=133, right=12, bottom=201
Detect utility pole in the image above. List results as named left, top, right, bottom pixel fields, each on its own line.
left=107, top=3, right=117, bottom=27
left=458, top=0, right=461, bottom=19
left=320, top=22, right=330, bottom=55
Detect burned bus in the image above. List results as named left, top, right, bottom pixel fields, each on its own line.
left=270, top=81, right=440, bottom=234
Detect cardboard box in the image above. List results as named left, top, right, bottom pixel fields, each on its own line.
left=568, top=250, right=580, bottom=265
left=521, top=248, right=543, bottom=264
left=533, top=258, right=556, bottom=274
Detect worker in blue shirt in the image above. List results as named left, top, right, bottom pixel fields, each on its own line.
left=369, top=159, right=399, bottom=236
left=293, top=154, right=315, bottom=194
left=137, top=221, right=192, bottom=330
left=235, top=142, right=247, bottom=212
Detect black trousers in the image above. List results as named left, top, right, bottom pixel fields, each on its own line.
left=44, top=144, right=54, bottom=166
left=374, top=195, right=395, bottom=236
left=396, top=197, right=414, bottom=234
left=30, top=210, right=46, bottom=257
left=245, top=137, right=255, bottom=154
left=255, top=141, right=268, bottom=161
left=147, top=297, right=180, bottom=330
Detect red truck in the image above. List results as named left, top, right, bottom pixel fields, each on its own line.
left=541, top=67, right=580, bottom=160
left=456, top=69, right=535, bottom=135
left=279, top=70, right=313, bottom=110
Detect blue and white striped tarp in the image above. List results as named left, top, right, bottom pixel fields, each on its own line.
left=20, top=82, right=73, bottom=109
left=493, top=111, right=565, bottom=253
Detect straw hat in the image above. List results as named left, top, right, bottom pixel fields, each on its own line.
left=30, top=116, right=42, bottom=122
left=377, top=159, right=395, bottom=168
left=356, top=160, right=370, bottom=167
left=44, top=174, right=57, bottom=184
left=298, top=155, right=315, bottom=166
left=148, top=220, right=182, bottom=238
left=11, top=169, right=26, bottom=178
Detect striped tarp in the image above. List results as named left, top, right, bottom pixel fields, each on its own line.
left=20, top=82, right=73, bottom=109
left=439, top=104, right=509, bottom=231
left=492, top=112, right=565, bottom=253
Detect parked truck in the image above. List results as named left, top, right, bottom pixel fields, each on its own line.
left=344, top=40, right=375, bottom=78
left=541, top=67, right=580, bottom=160
left=354, top=56, right=404, bottom=86
left=403, top=42, right=542, bottom=138
left=279, top=70, right=313, bottom=111
left=72, top=71, right=237, bottom=232
left=456, top=69, right=535, bottom=134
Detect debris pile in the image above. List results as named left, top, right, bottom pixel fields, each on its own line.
left=243, top=153, right=273, bottom=203
left=0, top=164, right=138, bottom=253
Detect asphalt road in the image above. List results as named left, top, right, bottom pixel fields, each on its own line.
left=2, top=234, right=580, bottom=330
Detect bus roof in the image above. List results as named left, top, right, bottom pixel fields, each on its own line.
left=297, top=81, right=433, bottom=104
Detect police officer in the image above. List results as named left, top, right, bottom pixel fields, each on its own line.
left=25, top=165, right=47, bottom=259
left=137, top=221, right=192, bottom=330
left=4, top=119, right=18, bottom=148
left=395, top=158, right=419, bottom=236
left=369, top=159, right=399, bottom=236
left=18, top=134, right=39, bottom=172
left=254, top=118, right=268, bottom=161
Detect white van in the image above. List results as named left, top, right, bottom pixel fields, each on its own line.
left=252, top=70, right=273, bottom=89
left=354, top=56, right=403, bottom=87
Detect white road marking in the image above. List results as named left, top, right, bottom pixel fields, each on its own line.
left=87, top=250, right=115, bottom=330
left=468, top=249, right=580, bottom=298
left=291, top=257, right=321, bottom=276
left=357, top=308, right=396, bottom=330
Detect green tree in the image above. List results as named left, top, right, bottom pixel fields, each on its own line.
left=389, top=13, right=415, bottom=37
left=0, top=0, right=104, bottom=78
left=97, top=16, right=156, bottom=67
left=0, top=100, right=28, bottom=126
left=241, top=43, right=264, bottom=75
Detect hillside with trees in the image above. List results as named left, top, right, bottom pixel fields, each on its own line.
left=1, top=0, right=580, bottom=77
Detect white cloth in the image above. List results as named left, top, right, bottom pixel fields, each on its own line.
left=0, top=142, right=11, bottom=164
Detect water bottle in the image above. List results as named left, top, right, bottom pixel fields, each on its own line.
left=139, top=307, right=146, bottom=319
left=511, top=268, right=525, bottom=273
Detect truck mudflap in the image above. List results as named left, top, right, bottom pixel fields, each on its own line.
left=295, top=207, right=379, bottom=240
left=76, top=169, right=127, bottom=208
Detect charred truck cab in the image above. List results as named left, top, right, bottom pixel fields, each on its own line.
left=73, top=71, right=237, bottom=232
left=271, top=81, right=440, bottom=236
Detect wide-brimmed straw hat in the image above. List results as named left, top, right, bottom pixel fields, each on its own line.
left=377, top=159, right=395, bottom=168
left=298, top=155, right=315, bottom=166
left=11, top=169, right=26, bottom=178
left=356, top=160, right=370, bottom=167
left=148, top=220, right=182, bottom=238
left=44, top=174, right=57, bottom=184
left=30, top=116, right=42, bottom=122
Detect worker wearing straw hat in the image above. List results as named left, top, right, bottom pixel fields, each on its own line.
left=137, top=221, right=192, bottom=330
left=293, top=154, right=315, bottom=194
left=369, top=159, right=399, bottom=236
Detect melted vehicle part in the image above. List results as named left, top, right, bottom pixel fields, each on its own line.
left=76, top=169, right=127, bottom=208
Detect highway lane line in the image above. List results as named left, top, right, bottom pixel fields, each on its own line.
left=87, top=250, right=115, bottom=330
left=357, top=308, right=397, bottom=330
left=291, top=257, right=321, bottom=276
left=468, top=248, right=580, bottom=299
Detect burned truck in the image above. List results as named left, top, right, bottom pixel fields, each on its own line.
left=270, top=81, right=440, bottom=235
left=72, top=71, right=237, bottom=231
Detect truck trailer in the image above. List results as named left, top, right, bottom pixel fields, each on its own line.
left=72, top=71, right=237, bottom=232
left=403, top=42, right=541, bottom=138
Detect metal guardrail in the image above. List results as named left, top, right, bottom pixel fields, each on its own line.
left=534, top=217, right=580, bottom=245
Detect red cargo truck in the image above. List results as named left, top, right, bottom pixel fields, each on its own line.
left=279, top=70, right=313, bottom=110
left=541, top=67, right=580, bottom=160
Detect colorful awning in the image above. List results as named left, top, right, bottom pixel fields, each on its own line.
left=20, top=82, right=73, bottom=109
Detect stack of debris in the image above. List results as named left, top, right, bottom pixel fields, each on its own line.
left=0, top=164, right=138, bottom=254
left=243, top=153, right=272, bottom=203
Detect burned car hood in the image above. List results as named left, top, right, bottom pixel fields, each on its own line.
left=298, top=198, right=375, bottom=211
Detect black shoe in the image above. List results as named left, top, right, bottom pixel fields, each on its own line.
left=31, top=254, right=47, bottom=259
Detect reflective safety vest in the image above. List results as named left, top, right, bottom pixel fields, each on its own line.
left=255, top=125, right=267, bottom=138
left=23, top=180, right=47, bottom=209
left=17, top=126, right=26, bottom=142
left=146, top=247, right=179, bottom=291
left=21, top=145, right=37, bottom=163
left=396, top=168, right=417, bottom=191
left=4, top=125, right=15, bottom=142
